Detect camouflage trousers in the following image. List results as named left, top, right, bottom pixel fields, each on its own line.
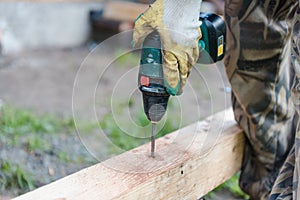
left=224, top=0, right=300, bottom=199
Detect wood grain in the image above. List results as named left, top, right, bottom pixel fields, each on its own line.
left=14, top=109, right=244, bottom=200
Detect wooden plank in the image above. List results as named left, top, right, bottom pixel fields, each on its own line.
left=14, top=109, right=244, bottom=200
left=102, top=1, right=148, bottom=22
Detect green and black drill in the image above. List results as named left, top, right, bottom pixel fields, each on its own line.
left=138, top=13, right=226, bottom=158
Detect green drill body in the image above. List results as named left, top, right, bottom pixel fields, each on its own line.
left=138, top=12, right=226, bottom=157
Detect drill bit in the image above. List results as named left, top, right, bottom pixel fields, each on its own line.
left=151, top=122, right=156, bottom=158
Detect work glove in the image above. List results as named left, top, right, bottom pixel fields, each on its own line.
left=133, top=0, right=202, bottom=95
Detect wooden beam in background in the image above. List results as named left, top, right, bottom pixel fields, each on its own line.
left=15, top=109, right=244, bottom=200
left=103, top=1, right=148, bottom=22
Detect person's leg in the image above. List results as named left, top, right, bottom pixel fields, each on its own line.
left=224, top=0, right=298, bottom=199
left=269, top=145, right=295, bottom=199
left=292, top=6, right=300, bottom=198
left=270, top=3, right=300, bottom=199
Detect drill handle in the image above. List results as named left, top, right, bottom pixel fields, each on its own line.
left=138, top=31, right=166, bottom=92
left=142, top=31, right=161, bottom=49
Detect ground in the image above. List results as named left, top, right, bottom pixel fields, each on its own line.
left=0, top=46, right=245, bottom=199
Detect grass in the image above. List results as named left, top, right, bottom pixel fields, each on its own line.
left=114, top=50, right=140, bottom=68
left=99, top=98, right=180, bottom=152
left=220, top=173, right=249, bottom=199
left=0, top=104, right=78, bottom=193
left=207, top=173, right=249, bottom=199
left=99, top=112, right=150, bottom=151
left=57, top=151, right=71, bottom=163
left=25, top=135, right=51, bottom=152
left=0, top=160, right=34, bottom=192
left=0, top=105, right=75, bottom=147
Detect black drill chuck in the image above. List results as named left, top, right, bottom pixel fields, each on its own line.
left=141, top=87, right=170, bottom=122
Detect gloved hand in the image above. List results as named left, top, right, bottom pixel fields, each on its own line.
left=133, top=0, right=202, bottom=95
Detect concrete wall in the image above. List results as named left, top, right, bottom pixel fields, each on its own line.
left=0, top=2, right=103, bottom=54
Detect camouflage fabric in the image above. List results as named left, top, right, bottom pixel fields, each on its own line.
left=224, top=0, right=299, bottom=199
left=269, top=4, right=300, bottom=199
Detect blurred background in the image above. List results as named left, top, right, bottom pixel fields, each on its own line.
left=0, top=0, right=248, bottom=199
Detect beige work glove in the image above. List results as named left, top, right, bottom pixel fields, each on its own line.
left=133, top=0, right=202, bottom=95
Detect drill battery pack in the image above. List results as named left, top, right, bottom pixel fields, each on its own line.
left=198, top=13, right=226, bottom=64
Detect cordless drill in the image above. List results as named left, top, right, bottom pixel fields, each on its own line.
left=138, top=13, right=226, bottom=157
